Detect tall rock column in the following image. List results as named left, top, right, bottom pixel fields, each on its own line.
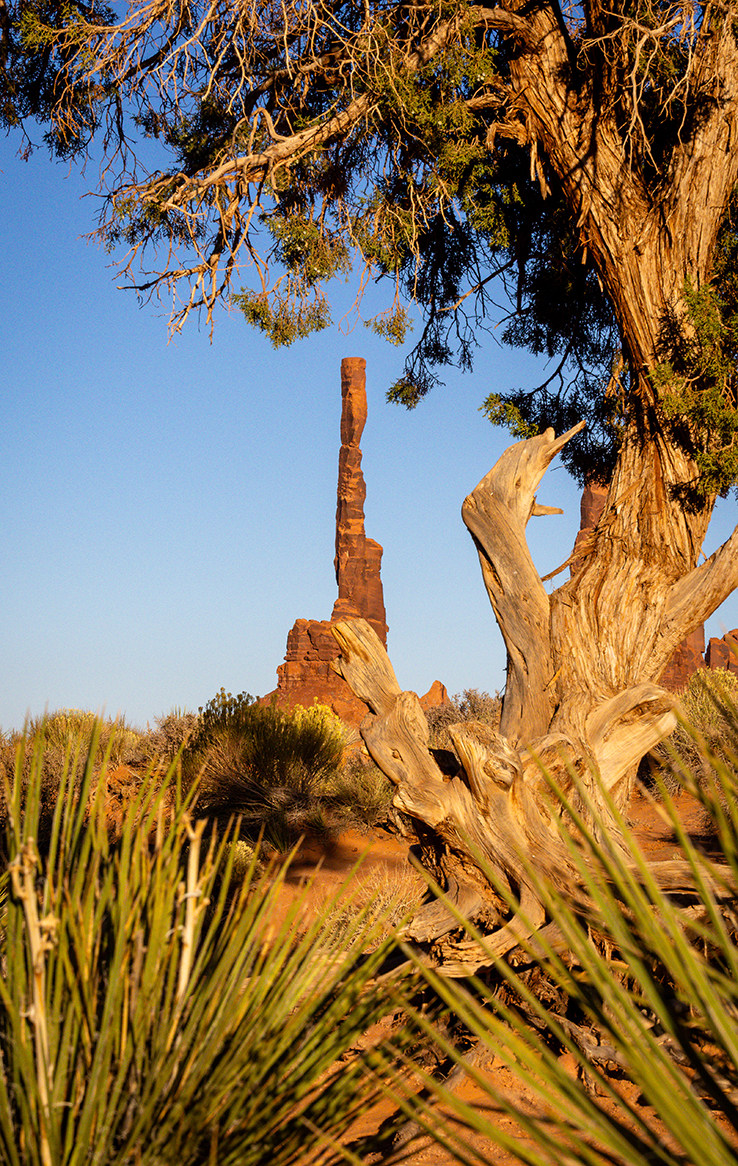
left=263, top=357, right=436, bottom=726
left=331, top=358, right=388, bottom=644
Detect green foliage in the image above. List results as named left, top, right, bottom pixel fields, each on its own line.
left=364, top=304, right=413, bottom=347
left=655, top=278, right=738, bottom=497
left=193, top=687, right=259, bottom=742
left=6, top=0, right=735, bottom=491
left=393, top=746, right=738, bottom=1166
left=232, top=287, right=332, bottom=348
left=481, top=395, right=539, bottom=440
left=0, top=723, right=412, bottom=1166
left=232, top=210, right=350, bottom=346
left=268, top=213, right=351, bottom=287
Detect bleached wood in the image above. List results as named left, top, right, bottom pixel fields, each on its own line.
left=461, top=421, right=585, bottom=745
left=330, top=619, right=402, bottom=716
left=586, top=685, right=678, bottom=791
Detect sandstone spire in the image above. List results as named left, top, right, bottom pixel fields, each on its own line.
left=264, top=359, right=404, bottom=722
left=331, top=357, right=388, bottom=644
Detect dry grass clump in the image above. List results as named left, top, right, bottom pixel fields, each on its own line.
left=647, top=667, right=738, bottom=796
left=426, top=688, right=502, bottom=752
left=319, top=861, right=427, bottom=950
left=319, top=751, right=395, bottom=830
left=139, top=708, right=199, bottom=763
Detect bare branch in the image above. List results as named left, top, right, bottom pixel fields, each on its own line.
left=462, top=422, right=585, bottom=744
left=665, top=522, right=738, bottom=642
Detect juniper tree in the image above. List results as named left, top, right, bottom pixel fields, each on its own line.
left=4, top=0, right=738, bottom=976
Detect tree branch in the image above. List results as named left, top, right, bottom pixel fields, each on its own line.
left=664, top=521, right=738, bottom=643
left=461, top=421, right=585, bottom=745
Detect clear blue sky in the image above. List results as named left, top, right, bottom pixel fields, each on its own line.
left=2, top=134, right=737, bottom=732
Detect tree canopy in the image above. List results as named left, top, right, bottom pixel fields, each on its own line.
left=2, top=0, right=738, bottom=488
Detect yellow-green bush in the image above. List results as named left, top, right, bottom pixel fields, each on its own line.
left=649, top=667, right=738, bottom=792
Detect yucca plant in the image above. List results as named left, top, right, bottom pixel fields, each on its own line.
left=0, top=722, right=414, bottom=1166
left=375, top=727, right=738, bottom=1166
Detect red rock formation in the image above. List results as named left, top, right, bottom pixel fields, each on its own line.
left=331, top=357, right=388, bottom=644
left=419, top=680, right=449, bottom=711
left=273, top=618, right=369, bottom=724
left=663, top=626, right=706, bottom=691
left=265, top=359, right=444, bottom=726
left=571, top=479, right=608, bottom=571
left=705, top=630, right=738, bottom=674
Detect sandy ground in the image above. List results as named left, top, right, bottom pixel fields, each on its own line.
left=273, top=790, right=724, bottom=1166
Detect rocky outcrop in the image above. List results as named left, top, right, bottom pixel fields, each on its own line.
left=663, top=626, right=707, bottom=691
left=330, top=358, right=388, bottom=643
left=273, top=617, right=370, bottom=724
left=571, top=479, right=608, bottom=569
left=419, top=680, right=449, bottom=711
left=705, top=630, right=738, bottom=674
left=266, top=358, right=443, bottom=725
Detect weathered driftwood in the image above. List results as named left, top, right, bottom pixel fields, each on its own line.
left=460, top=420, right=584, bottom=745
left=332, top=617, right=574, bottom=974
left=330, top=422, right=738, bottom=979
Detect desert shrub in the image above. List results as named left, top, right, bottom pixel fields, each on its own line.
left=291, top=700, right=352, bottom=751
left=139, top=707, right=199, bottom=763
left=27, top=708, right=142, bottom=766
left=648, top=667, right=738, bottom=793
left=183, top=691, right=347, bottom=849
left=0, top=729, right=414, bottom=1166
left=426, top=688, right=502, bottom=750
left=0, top=712, right=145, bottom=857
left=320, top=751, right=395, bottom=828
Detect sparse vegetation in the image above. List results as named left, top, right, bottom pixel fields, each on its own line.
left=319, top=862, right=426, bottom=951
left=0, top=723, right=415, bottom=1166
left=7, top=681, right=738, bottom=1166
left=140, top=707, right=198, bottom=763
left=393, top=737, right=738, bottom=1166
left=0, top=711, right=147, bottom=857
left=655, top=667, right=738, bottom=778
left=426, top=688, right=501, bottom=751
left=320, top=751, right=395, bottom=830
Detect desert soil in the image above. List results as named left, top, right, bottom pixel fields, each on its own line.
left=277, top=790, right=722, bottom=1166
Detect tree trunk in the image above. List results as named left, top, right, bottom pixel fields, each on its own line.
left=329, top=412, right=738, bottom=976
left=330, top=0, right=738, bottom=982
